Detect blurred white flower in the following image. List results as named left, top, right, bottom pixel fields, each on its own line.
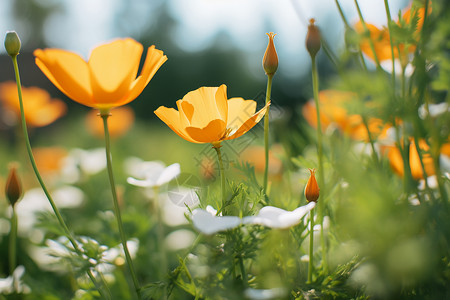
left=165, top=229, right=196, bottom=251
left=192, top=206, right=241, bottom=235
left=125, top=157, right=180, bottom=188
left=243, top=202, right=316, bottom=229
left=61, top=148, right=107, bottom=183
left=0, top=265, right=31, bottom=294
left=418, top=102, right=449, bottom=119
left=244, top=287, right=287, bottom=300
left=380, top=59, right=414, bottom=77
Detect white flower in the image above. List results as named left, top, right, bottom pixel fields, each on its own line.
left=244, top=287, right=287, bottom=300
left=125, top=157, right=180, bottom=188
left=191, top=203, right=316, bottom=234
left=243, top=202, right=316, bottom=229
left=0, top=266, right=31, bottom=294
left=192, top=207, right=241, bottom=235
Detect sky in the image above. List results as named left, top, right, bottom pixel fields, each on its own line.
left=1, top=0, right=409, bottom=79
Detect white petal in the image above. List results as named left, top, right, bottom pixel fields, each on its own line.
left=192, top=209, right=241, bottom=235
left=156, top=163, right=181, bottom=186
left=243, top=202, right=316, bottom=229
left=127, top=176, right=156, bottom=187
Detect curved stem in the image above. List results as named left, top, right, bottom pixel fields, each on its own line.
left=213, top=143, right=226, bottom=207
left=263, top=75, right=273, bottom=197
left=311, top=56, right=327, bottom=273
left=101, top=113, right=141, bottom=300
left=10, top=55, right=109, bottom=300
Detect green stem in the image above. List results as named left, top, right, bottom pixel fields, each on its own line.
left=263, top=75, right=273, bottom=197
left=383, top=0, right=396, bottom=87
left=334, top=0, right=349, bottom=27
left=101, top=113, right=141, bottom=300
left=238, top=255, right=247, bottom=287
left=213, top=143, right=226, bottom=207
left=9, top=206, right=17, bottom=276
left=10, top=55, right=109, bottom=300
left=361, top=116, right=379, bottom=164
left=354, top=0, right=382, bottom=70
left=153, top=187, right=168, bottom=299
left=307, top=207, right=314, bottom=284
left=311, top=56, right=327, bottom=274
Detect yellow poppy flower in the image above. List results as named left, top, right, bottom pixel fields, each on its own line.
left=0, top=81, right=66, bottom=127
left=85, top=106, right=135, bottom=138
left=155, top=85, right=269, bottom=144
left=33, top=38, right=167, bottom=111
left=355, top=2, right=430, bottom=62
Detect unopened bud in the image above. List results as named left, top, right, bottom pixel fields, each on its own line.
left=262, top=32, right=278, bottom=76
left=306, top=19, right=321, bottom=58
left=304, top=168, right=319, bottom=202
left=5, top=163, right=22, bottom=206
left=4, top=31, right=21, bottom=57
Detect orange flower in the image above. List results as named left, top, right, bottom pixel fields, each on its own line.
left=262, top=32, right=278, bottom=75
left=304, top=168, right=319, bottom=202
left=355, top=2, right=430, bottom=62
left=33, top=147, right=68, bottom=175
left=240, top=144, right=283, bottom=176
left=154, top=85, right=269, bottom=144
left=384, top=139, right=442, bottom=180
left=0, top=81, right=66, bottom=127
left=86, top=107, right=135, bottom=138
left=34, top=38, right=167, bottom=112
left=302, top=90, right=390, bottom=141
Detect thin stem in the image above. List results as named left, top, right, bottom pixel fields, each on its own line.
left=9, top=206, right=17, bottom=276
left=153, top=187, right=168, bottom=299
left=361, top=116, right=379, bottom=164
left=311, top=56, right=327, bottom=273
left=354, top=0, right=382, bottom=70
left=383, top=0, right=396, bottom=87
left=213, top=143, right=226, bottom=207
left=307, top=207, right=314, bottom=284
left=101, top=113, right=141, bottom=300
left=334, top=0, right=349, bottom=27
left=238, top=255, right=247, bottom=287
left=10, top=55, right=109, bottom=300
left=263, top=74, right=273, bottom=197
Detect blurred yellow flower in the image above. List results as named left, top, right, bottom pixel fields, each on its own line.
left=383, top=139, right=447, bottom=180
left=85, top=107, right=135, bottom=138
left=34, top=38, right=167, bottom=111
left=33, top=147, right=68, bottom=176
left=302, top=90, right=390, bottom=141
left=0, top=81, right=66, bottom=127
left=155, top=84, right=269, bottom=144
left=355, top=2, right=430, bottom=62
left=240, top=144, right=283, bottom=177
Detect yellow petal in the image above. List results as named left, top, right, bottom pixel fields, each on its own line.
left=34, top=49, right=93, bottom=107
left=226, top=101, right=269, bottom=140
left=123, top=45, right=167, bottom=106
left=154, top=106, right=200, bottom=143
left=88, top=38, right=143, bottom=105
left=225, top=97, right=257, bottom=130
left=179, top=85, right=228, bottom=128
left=185, top=119, right=227, bottom=143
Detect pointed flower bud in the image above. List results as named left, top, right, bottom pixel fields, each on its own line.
left=263, top=32, right=278, bottom=76
left=306, top=19, right=321, bottom=58
left=5, top=163, right=22, bottom=206
left=304, top=168, right=319, bottom=202
left=4, top=31, right=21, bottom=57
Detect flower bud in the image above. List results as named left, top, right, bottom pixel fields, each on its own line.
left=4, top=31, right=21, bottom=57
left=5, top=163, right=22, bottom=206
left=262, top=32, right=278, bottom=76
left=304, top=168, right=319, bottom=202
left=306, top=19, right=321, bottom=58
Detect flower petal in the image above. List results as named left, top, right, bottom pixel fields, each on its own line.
left=192, top=209, right=241, bottom=235
left=88, top=38, right=143, bottom=105
left=243, top=202, right=316, bottom=229
left=34, top=49, right=93, bottom=106
left=156, top=163, right=181, bottom=186
left=225, top=97, right=257, bottom=131
left=154, top=106, right=201, bottom=143
left=185, top=119, right=227, bottom=143
left=225, top=101, right=269, bottom=140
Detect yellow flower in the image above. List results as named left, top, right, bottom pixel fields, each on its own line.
left=33, top=38, right=167, bottom=111
left=85, top=106, right=135, bottom=138
left=304, top=168, right=319, bottom=202
left=155, top=85, right=269, bottom=144
left=355, top=2, right=430, bottom=63
left=0, top=81, right=66, bottom=127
